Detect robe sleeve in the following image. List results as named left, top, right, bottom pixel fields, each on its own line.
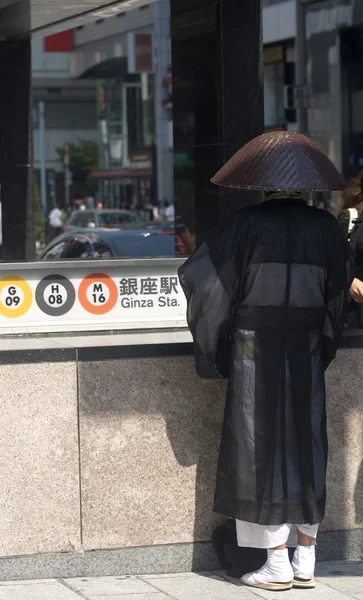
left=178, top=211, right=251, bottom=379
left=322, top=217, right=355, bottom=370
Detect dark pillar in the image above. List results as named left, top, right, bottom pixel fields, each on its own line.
left=171, top=0, right=264, bottom=245
left=218, top=0, right=264, bottom=214
left=0, top=40, right=35, bottom=261
left=171, top=0, right=219, bottom=243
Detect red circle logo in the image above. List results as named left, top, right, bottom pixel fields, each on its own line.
left=78, top=273, right=118, bottom=315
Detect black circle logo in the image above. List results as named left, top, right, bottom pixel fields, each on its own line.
left=35, top=275, right=76, bottom=316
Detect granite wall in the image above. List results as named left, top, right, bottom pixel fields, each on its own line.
left=324, top=348, right=363, bottom=537
left=0, top=361, right=80, bottom=557
left=78, top=357, right=226, bottom=553
left=0, top=339, right=361, bottom=578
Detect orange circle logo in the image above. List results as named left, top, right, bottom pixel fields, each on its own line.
left=78, top=273, right=118, bottom=315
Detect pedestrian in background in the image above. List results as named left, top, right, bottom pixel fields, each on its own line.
left=179, top=132, right=353, bottom=592
left=338, top=170, right=363, bottom=324
left=164, top=200, right=175, bottom=222
left=48, top=205, right=63, bottom=240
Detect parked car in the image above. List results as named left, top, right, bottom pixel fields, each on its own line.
left=39, top=228, right=175, bottom=260
left=66, top=209, right=138, bottom=231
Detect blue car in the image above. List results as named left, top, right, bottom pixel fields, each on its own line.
left=39, top=227, right=175, bottom=260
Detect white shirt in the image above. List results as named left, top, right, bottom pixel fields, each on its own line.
left=164, top=204, right=175, bottom=221
left=49, top=208, right=63, bottom=228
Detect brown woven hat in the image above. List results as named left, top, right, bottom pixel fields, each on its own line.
left=211, top=132, right=346, bottom=191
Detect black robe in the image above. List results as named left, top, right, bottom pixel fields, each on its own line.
left=179, top=199, right=354, bottom=526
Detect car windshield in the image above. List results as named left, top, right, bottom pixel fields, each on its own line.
left=98, top=212, right=136, bottom=227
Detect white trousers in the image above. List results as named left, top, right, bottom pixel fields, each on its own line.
left=236, top=520, right=319, bottom=549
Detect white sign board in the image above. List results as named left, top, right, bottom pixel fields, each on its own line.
left=0, top=260, right=187, bottom=335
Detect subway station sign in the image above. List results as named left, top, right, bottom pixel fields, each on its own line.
left=0, top=259, right=187, bottom=335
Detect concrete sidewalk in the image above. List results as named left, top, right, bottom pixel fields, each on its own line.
left=0, top=561, right=361, bottom=599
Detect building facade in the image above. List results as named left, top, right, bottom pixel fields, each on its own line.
left=32, top=35, right=98, bottom=174
left=36, top=0, right=363, bottom=216
left=262, top=0, right=297, bottom=132
left=69, top=1, right=172, bottom=212
left=7, top=0, right=363, bottom=255
left=262, top=0, right=363, bottom=188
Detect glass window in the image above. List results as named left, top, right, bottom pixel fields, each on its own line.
left=91, top=236, right=114, bottom=258
left=85, top=212, right=97, bottom=227
left=264, top=62, right=285, bottom=128
left=1, top=0, right=201, bottom=262
left=78, top=213, right=92, bottom=228
left=62, top=235, right=94, bottom=259
left=97, top=211, right=135, bottom=227
left=69, top=213, right=81, bottom=227
left=341, top=27, right=363, bottom=181
left=41, top=240, right=68, bottom=260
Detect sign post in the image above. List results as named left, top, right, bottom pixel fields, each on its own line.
left=64, top=142, right=70, bottom=208
left=38, top=101, right=47, bottom=214
left=47, top=170, right=56, bottom=204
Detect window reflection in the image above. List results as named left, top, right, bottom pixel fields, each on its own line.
left=40, top=229, right=176, bottom=260
left=22, top=0, right=181, bottom=263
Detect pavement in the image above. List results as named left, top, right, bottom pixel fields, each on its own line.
left=0, top=561, right=361, bottom=600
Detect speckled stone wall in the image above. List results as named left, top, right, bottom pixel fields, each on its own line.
left=77, top=357, right=227, bottom=550
left=77, top=351, right=363, bottom=553
left=324, top=348, right=363, bottom=534
left=0, top=361, right=80, bottom=556
left=0, top=344, right=361, bottom=571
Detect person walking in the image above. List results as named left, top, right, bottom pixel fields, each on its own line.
left=179, top=132, right=354, bottom=592
left=48, top=204, right=64, bottom=239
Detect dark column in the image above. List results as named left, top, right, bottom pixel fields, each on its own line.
left=218, top=0, right=264, bottom=214
left=0, top=40, right=35, bottom=261
left=171, top=0, right=264, bottom=244
left=171, top=0, right=219, bottom=243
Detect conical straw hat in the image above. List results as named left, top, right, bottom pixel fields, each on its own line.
left=211, top=132, right=346, bottom=191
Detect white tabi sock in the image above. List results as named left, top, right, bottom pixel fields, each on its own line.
left=292, top=544, right=316, bottom=580
left=242, top=548, right=293, bottom=589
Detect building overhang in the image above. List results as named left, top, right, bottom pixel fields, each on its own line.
left=0, top=0, right=155, bottom=39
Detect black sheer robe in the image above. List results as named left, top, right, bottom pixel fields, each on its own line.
left=179, top=199, right=354, bottom=526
